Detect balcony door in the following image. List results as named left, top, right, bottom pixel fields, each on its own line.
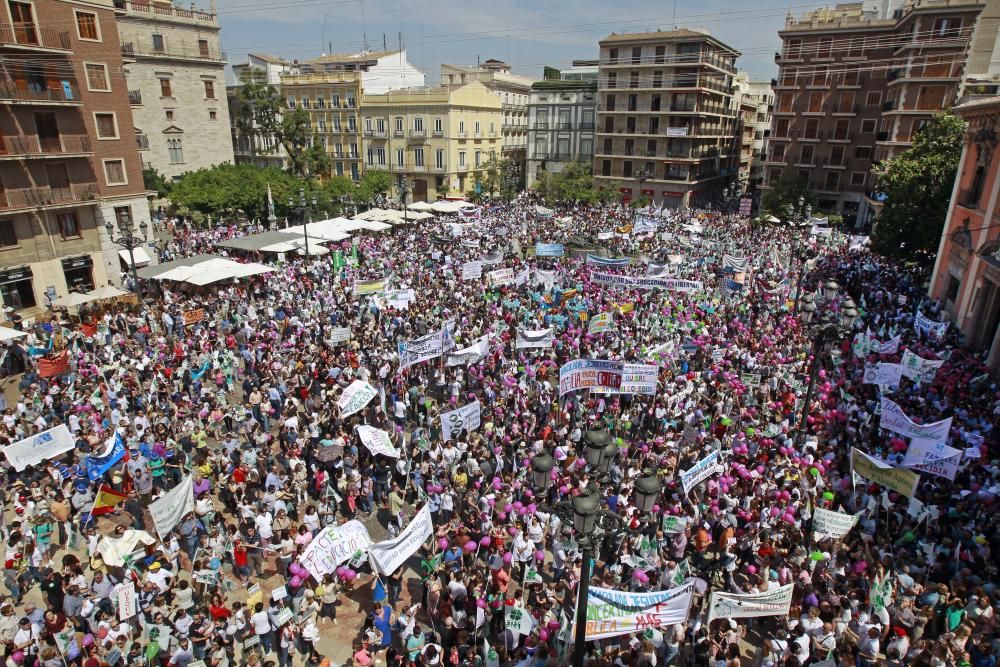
left=45, top=163, right=70, bottom=199
left=8, top=1, right=38, bottom=45
left=34, top=112, right=60, bottom=153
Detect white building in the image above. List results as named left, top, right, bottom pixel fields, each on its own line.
left=298, top=50, right=424, bottom=93
left=732, top=72, right=774, bottom=190
left=526, top=66, right=597, bottom=189
left=229, top=54, right=295, bottom=168
left=232, top=53, right=296, bottom=86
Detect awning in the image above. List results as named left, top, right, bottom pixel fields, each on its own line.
left=0, top=325, right=27, bottom=342
left=119, top=246, right=152, bottom=266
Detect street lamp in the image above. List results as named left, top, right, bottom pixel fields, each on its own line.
left=795, top=283, right=858, bottom=444
left=105, top=211, right=148, bottom=293
left=287, top=187, right=318, bottom=258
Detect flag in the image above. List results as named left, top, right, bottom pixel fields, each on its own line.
left=87, top=432, right=126, bottom=481
left=90, top=485, right=128, bottom=516
left=38, top=350, right=69, bottom=378
left=332, top=250, right=346, bottom=273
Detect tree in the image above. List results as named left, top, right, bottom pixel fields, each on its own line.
left=317, top=175, right=355, bottom=214
left=475, top=154, right=510, bottom=198
left=169, top=163, right=300, bottom=219
left=233, top=67, right=282, bottom=162
left=532, top=161, right=613, bottom=205
left=871, top=111, right=965, bottom=265
left=355, top=170, right=393, bottom=205
left=142, top=167, right=171, bottom=197
left=761, top=169, right=812, bottom=216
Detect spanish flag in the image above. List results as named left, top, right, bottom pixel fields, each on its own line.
left=90, top=485, right=127, bottom=516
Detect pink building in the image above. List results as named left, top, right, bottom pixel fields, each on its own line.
left=929, top=96, right=1000, bottom=368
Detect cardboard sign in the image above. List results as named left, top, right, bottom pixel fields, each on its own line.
left=182, top=309, right=205, bottom=325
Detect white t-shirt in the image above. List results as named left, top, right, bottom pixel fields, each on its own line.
left=251, top=610, right=271, bottom=635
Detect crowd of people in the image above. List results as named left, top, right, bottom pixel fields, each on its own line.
left=0, top=194, right=997, bottom=667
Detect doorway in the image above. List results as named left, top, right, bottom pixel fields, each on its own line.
left=412, top=179, right=428, bottom=202
left=34, top=112, right=60, bottom=153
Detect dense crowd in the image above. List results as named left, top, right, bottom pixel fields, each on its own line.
left=0, top=196, right=997, bottom=667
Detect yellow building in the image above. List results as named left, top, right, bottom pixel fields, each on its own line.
left=280, top=72, right=364, bottom=180
left=361, top=82, right=503, bottom=201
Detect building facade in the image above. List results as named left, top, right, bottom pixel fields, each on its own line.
left=928, top=96, right=1000, bottom=369
left=594, top=29, right=741, bottom=208
left=732, top=73, right=774, bottom=190
left=298, top=50, right=424, bottom=94
left=765, top=0, right=983, bottom=227
left=525, top=79, right=597, bottom=189
left=281, top=72, right=363, bottom=180
left=361, top=82, right=503, bottom=201
left=117, top=0, right=234, bottom=179
left=0, top=0, right=151, bottom=312
left=229, top=54, right=293, bottom=168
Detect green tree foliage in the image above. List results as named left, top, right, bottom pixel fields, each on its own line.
left=355, top=170, right=393, bottom=204
left=871, top=111, right=965, bottom=265
left=169, top=164, right=300, bottom=218
left=761, top=169, right=813, bottom=216
left=142, top=167, right=171, bottom=197
left=532, top=161, right=618, bottom=205
left=475, top=154, right=511, bottom=198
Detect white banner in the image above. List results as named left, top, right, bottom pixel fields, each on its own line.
left=588, top=312, right=614, bottom=334
left=514, top=268, right=531, bottom=287
left=441, top=401, right=481, bottom=442
left=874, top=334, right=901, bottom=355
left=116, top=583, right=138, bottom=620
left=577, top=584, right=695, bottom=641
left=863, top=362, right=902, bottom=386
left=914, top=312, right=949, bottom=339
left=900, top=349, right=944, bottom=384
left=487, top=267, right=515, bottom=287
left=708, top=583, right=795, bottom=624
left=337, top=380, right=377, bottom=418
left=446, top=335, right=490, bottom=367
left=327, top=327, right=353, bottom=343
left=367, top=505, right=433, bottom=575
left=461, top=261, right=483, bottom=280
left=149, top=475, right=195, bottom=539
left=591, top=272, right=703, bottom=292
left=515, top=327, right=554, bottom=349
left=879, top=398, right=952, bottom=444
left=356, top=425, right=399, bottom=458
left=505, top=605, right=536, bottom=635
left=633, top=214, right=660, bottom=234
left=902, top=438, right=962, bottom=481
left=534, top=269, right=557, bottom=290
left=591, top=363, right=659, bottom=396
left=722, top=254, right=750, bottom=273
left=680, top=450, right=720, bottom=494
left=298, top=521, right=373, bottom=582
left=3, top=424, right=75, bottom=472
left=812, top=508, right=859, bottom=540
left=96, top=529, right=157, bottom=567
left=381, top=288, right=416, bottom=310
left=398, top=330, right=445, bottom=368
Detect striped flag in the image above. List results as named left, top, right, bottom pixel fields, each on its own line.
left=90, top=485, right=128, bottom=517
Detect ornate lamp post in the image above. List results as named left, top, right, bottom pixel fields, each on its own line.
left=397, top=174, right=409, bottom=221
left=105, top=211, right=148, bottom=293
left=287, top=187, right=317, bottom=257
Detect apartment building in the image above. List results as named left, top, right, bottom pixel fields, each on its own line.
left=117, top=0, right=233, bottom=179
left=594, top=29, right=741, bottom=208
left=526, top=76, right=597, bottom=189
left=361, top=82, right=503, bottom=201
left=732, top=73, right=774, bottom=189
left=928, top=96, right=1000, bottom=368
left=441, top=61, right=534, bottom=184
left=766, top=0, right=984, bottom=227
left=281, top=72, right=364, bottom=180
left=958, top=0, right=1000, bottom=100
left=297, top=50, right=424, bottom=93
left=0, top=0, right=151, bottom=311
left=228, top=54, right=294, bottom=168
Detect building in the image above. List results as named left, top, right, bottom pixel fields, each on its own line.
left=594, top=29, right=741, bottom=208
left=361, top=82, right=503, bottom=201
left=558, top=60, right=599, bottom=82
left=732, top=73, right=774, bottom=190
left=280, top=72, right=363, bottom=180
left=958, top=0, right=1000, bottom=101
left=228, top=54, right=294, bottom=169
left=232, top=53, right=294, bottom=86
left=440, top=61, right=534, bottom=184
left=766, top=0, right=984, bottom=227
left=116, top=0, right=234, bottom=179
left=525, top=73, right=597, bottom=189
left=0, top=0, right=151, bottom=312
left=298, top=50, right=424, bottom=94
left=928, top=96, right=1000, bottom=368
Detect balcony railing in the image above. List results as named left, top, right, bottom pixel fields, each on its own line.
left=113, top=1, right=217, bottom=23
left=0, top=81, right=81, bottom=104
left=409, top=129, right=426, bottom=138
left=579, top=122, right=595, bottom=130
left=136, top=134, right=149, bottom=150
left=457, top=164, right=468, bottom=172
left=128, top=89, right=142, bottom=105
left=0, top=23, right=71, bottom=49
left=1, top=134, right=91, bottom=157
left=0, top=183, right=98, bottom=210
left=958, top=186, right=982, bottom=210
left=121, top=41, right=226, bottom=62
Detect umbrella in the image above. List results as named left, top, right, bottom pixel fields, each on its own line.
left=0, top=326, right=27, bottom=342
left=87, top=285, right=128, bottom=300
left=766, top=215, right=781, bottom=223
left=53, top=292, right=97, bottom=308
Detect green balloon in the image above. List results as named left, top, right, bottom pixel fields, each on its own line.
left=809, top=467, right=820, bottom=477
left=810, top=551, right=824, bottom=561
left=823, top=492, right=835, bottom=501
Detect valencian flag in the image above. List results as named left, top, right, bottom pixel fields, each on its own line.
left=90, top=485, right=128, bottom=516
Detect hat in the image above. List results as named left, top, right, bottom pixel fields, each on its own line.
left=75, top=481, right=88, bottom=493
left=149, top=562, right=161, bottom=571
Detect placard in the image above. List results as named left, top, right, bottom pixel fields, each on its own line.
left=298, top=521, right=373, bottom=582
left=576, top=584, right=694, bottom=641
left=487, top=267, right=515, bottom=287
left=680, top=451, right=720, bottom=494
left=3, top=424, right=76, bottom=472
left=337, top=380, right=377, bottom=418
left=327, top=327, right=353, bottom=343
left=707, top=583, right=795, bottom=624
left=368, top=504, right=433, bottom=575
left=441, top=401, right=481, bottom=442
left=356, top=425, right=400, bottom=458
left=851, top=447, right=920, bottom=497
left=811, top=508, right=859, bottom=540
left=182, top=309, right=205, bottom=325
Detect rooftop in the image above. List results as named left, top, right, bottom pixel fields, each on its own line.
left=248, top=53, right=291, bottom=65
left=953, top=95, right=1000, bottom=115
left=600, top=28, right=740, bottom=55
left=531, top=80, right=598, bottom=91
left=305, top=50, right=398, bottom=65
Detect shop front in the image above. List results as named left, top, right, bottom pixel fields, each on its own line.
left=0, top=266, right=35, bottom=311
left=62, top=255, right=95, bottom=292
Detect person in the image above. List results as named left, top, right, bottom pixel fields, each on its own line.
left=371, top=603, right=393, bottom=652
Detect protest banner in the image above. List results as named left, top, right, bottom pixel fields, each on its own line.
left=863, top=362, right=902, bottom=386
left=149, top=475, right=195, bottom=539
left=298, top=520, right=373, bottom=581
left=87, top=431, right=126, bottom=481
left=337, top=380, right=377, bottom=418
left=461, top=261, right=483, bottom=280
left=591, top=272, right=703, bottom=292
left=576, top=584, right=695, bottom=641
left=116, top=582, right=138, bottom=620
left=368, top=504, right=433, bottom=575
left=812, top=508, right=859, bottom=540
left=902, top=438, right=962, bottom=481
left=446, top=335, right=490, bottom=367
left=356, top=425, right=400, bottom=458
left=680, top=451, right=720, bottom=494
left=722, top=255, right=750, bottom=273
left=662, top=516, right=689, bottom=534
left=505, top=605, right=536, bottom=635
left=707, top=583, right=795, bottom=624
left=182, top=309, right=205, bottom=325
left=96, top=530, right=156, bottom=567
left=605, top=364, right=658, bottom=395
left=441, top=401, right=481, bottom=442
left=873, top=334, right=901, bottom=354
left=487, top=267, right=515, bottom=287
left=515, top=327, right=554, bottom=349
left=327, top=327, right=353, bottom=343
left=633, top=214, right=660, bottom=234
left=2, top=424, right=75, bottom=472
left=559, top=359, right=624, bottom=395
left=851, top=448, right=920, bottom=497
left=534, top=269, right=557, bottom=290
left=879, top=398, right=952, bottom=444
left=382, top=289, right=416, bottom=310
left=273, top=608, right=294, bottom=628
left=900, top=349, right=944, bottom=384
left=398, top=329, right=446, bottom=368
left=352, top=278, right=386, bottom=296
left=586, top=254, right=629, bottom=266
left=534, top=243, right=565, bottom=257
left=914, top=312, right=949, bottom=339
left=588, top=312, right=614, bottom=334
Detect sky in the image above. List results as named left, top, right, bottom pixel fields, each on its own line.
left=215, top=0, right=830, bottom=84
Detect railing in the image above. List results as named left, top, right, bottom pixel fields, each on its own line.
left=535, top=122, right=549, bottom=129
left=432, top=128, right=444, bottom=136
left=457, top=164, right=468, bottom=172
left=410, top=129, right=426, bottom=138
left=556, top=122, right=572, bottom=130
left=0, top=81, right=81, bottom=103
left=1, top=183, right=98, bottom=210
left=434, top=165, right=447, bottom=171
left=0, top=23, right=71, bottom=49
left=579, top=122, right=595, bottom=130
left=883, top=99, right=896, bottom=111
left=958, top=186, right=982, bottom=209
left=136, top=134, right=149, bottom=150
left=502, top=103, right=527, bottom=111
left=876, top=131, right=889, bottom=141
left=128, top=89, right=142, bottom=105
left=1, top=134, right=91, bottom=156
left=121, top=41, right=226, bottom=61
left=113, top=0, right=217, bottom=23
left=603, top=53, right=735, bottom=74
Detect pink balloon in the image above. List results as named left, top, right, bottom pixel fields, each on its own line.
left=476, top=598, right=487, bottom=608
left=534, top=550, right=545, bottom=562
left=290, top=575, right=303, bottom=587
left=503, top=552, right=513, bottom=564
left=507, top=526, right=518, bottom=536
left=480, top=536, right=492, bottom=547
left=497, top=512, right=507, bottom=520
left=344, top=569, right=357, bottom=581
left=538, top=628, right=550, bottom=641
left=558, top=485, right=569, bottom=494
left=504, top=504, right=513, bottom=512
left=463, top=541, right=477, bottom=553
left=438, top=538, right=449, bottom=550
left=746, top=565, right=757, bottom=575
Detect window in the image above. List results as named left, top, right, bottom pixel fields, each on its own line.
left=843, top=68, right=860, bottom=86
left=652, top=71, right=662, bottom=88
left=366, top=147, right=374, bottom=164
left=414, top=148, right=424, bottom=167
left=833, top=119, right=850, bottom=140
left=773, top=118, right=789, bottom=137
left=434, top=117, right=443, bottom=134
left=459, top=151, right=466, bottom=167
left=209, top=111, right=217, bottom=121
left=198, top=39, right=209, bottom=58
left=631, top=46, right=641, bottom=64
left=435, top=149, right=444, bottom=169
left=601, top=160, right=611, bottom=176
left=75, top=10, right=99, bottom=41
left=824, top=171, right=839, bottom=191
left=866, top=90, right=880, bottom=107
left=837, top=92, right=855, bottom=113
left=799, top=145, right=814, bottom=164
left=850, top=172, right=866, bottom=186
left=608, top=47, right=619, bottom=64
left=377, top=148, right=385, bottom=165
left=0, top=220, right=17, bottom=247
left=475, top=150, right=481, bottom=167
left=627, top=94, right=637, bottom=111
left=808, top=92, right=824, bottom=113
left=474, top=121, right=480, bottom=135
left=395, top=117, right=404, bottom=133
left=204, top=81, right=215, bottom=99
left=159, top=78, right=172, bottom=98
left=165, top=110, right=174, bottom=121
left=606, top=72, right=617, bottom=89
left=804, top=118, right=819, bottom=139
left=103, top=159, right=126, bottom=185
left=84, top=63, right=109, bottom=92
left=654, top=45, right=665, bottom=64
left=396, top=148, right=404, bottom=167
left=861, top=118, right=876, bottom=133
left=151, top=33, right=164, bottom=53
left=347, top=117, right=356, bottom=132
left=830, top=145, right=845, bottom=166
left=8, top=2, right=37, bottom=45
left=56, top=212, right=80, bottom=238
left=854, top=145, right=872, bottom=159
left=785, top=38, right=802, bottom=58
left=414, top=117, right=424, bottom=131
left=459, top=121, right=465, bottom=135
left=817, top=37, right=832, bottom=58
left=623, top=160, right=632, bottom=178
left=94, top=112, right=118, bottom=139
left=167, top=138, right=183, bottom=164
left=932, top=17, right=962, bottom=37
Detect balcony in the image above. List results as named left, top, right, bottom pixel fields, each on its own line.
left=120, top=41, right=226, bottom=62
left=502, top=103, right=527, bottom=111
left=0, top=23, right=71, bottom=51
left=127, top=89, right=142, bottom=105
left=0, top=183, right=98, bottom=211
left=432, top=128, right=444, bottom=136
left=113, top=0, right=217, bottom=23
left=473, top=131, right=482, bottom=138
left=457, top=164, right=468, bottom=172
left=409, top=129, right=426, bottom=140
left=136, top=134, right=149, bottom=150
left=0, top=81, right=82, bottom=105
left=364, top=129, right=386, bottom=138
left=958, top=186, right=982, bottom=210
left=579, top=122, right=595, bottom=130
left=458, top=131, right=467, bottom=138
left=556, top=122, right=572, bottom=130
left=882, top=99, right=896, bottom=111
left=0, top=134, right=92, bottom=158
left=434, top=164, right=447, bottom=172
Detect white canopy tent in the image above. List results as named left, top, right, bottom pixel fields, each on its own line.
left=52, top=292, right=99, bottom=308
left=143, top=256, right=273, bottom=286
left=406, top=201, right=435, bottom=212
left=0, top=326, right=27, bottom=343
left=87, top=285, right=129, bottom=300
